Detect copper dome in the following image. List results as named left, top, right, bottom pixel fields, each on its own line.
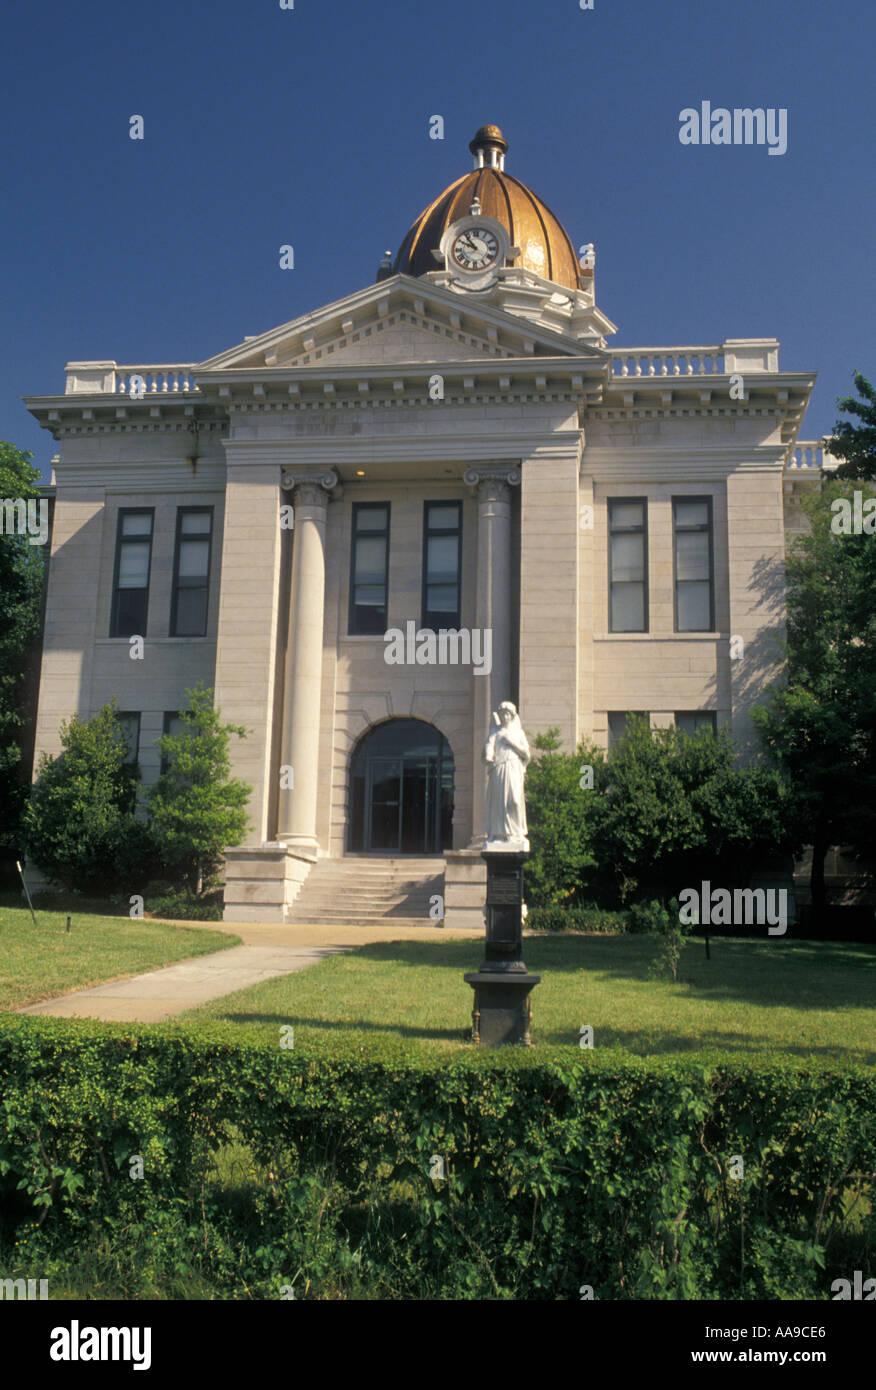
left=392, top=125, right=584, bottom=292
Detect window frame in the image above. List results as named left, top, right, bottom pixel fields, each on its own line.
left=348, top=501, right=390, bottom=636
left=607, top=497, right=649, bottom=633
left=672, top=495, right=715, bottom=633
left=421, top=499, right=462, bottom=631
left=170, top=505, right=214, bottom=638
left=110, top=507, right=154, bottom=638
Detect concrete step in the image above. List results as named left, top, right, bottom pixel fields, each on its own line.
left=286, top=855, right=446, bottom=927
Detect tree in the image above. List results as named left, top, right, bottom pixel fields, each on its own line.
left=0, top=442, right=45, bottom=859
left=825, top=371, right=876, bottom=480
left=23, top=700, right=144, bottom=894
left=524, top=728, right=599, bottom=906
left=147, top=683, right=251, bottom=897
left=753, top=477, right=876, bottom=918
left=524, top=719, right=794, bottom=910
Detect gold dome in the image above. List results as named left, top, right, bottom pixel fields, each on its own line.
left=392, top=125, right=584, bottom=292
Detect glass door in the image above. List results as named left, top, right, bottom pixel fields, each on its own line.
left=366, top=757, right=402, bottom=852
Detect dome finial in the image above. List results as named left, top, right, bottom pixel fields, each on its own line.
left=469, top=124, right=508, bottom=171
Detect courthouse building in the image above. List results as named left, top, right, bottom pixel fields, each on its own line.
left=25, top=125, right=829, bottom=924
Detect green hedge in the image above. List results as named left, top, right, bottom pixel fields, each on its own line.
left=526, top=904, right=629, bottom=933
left=0, top=1018, right=873, bottom=1300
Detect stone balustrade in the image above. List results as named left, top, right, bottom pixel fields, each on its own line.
left=115, top=365, right=198, bottom=395
left=610, top=347, right=725, bottom=377
left=786, top=441, right=840, bottom=471
left=64, top=361, right=198, bottom=395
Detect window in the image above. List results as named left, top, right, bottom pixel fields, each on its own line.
left=117, top=711, right=141, bottom=764
left=676, top=711, right=717, bottom=737
left=170, top=508, right=213, bottom=637
left=608, top=711, right=650, bottom=749
left=110, top=509, right=154, bottom=637
left=349, top=503, right=390, bottom=635
left=673, top=497, right=714, bottom=631
left=608, top=498, right=647, bottom=631
left=422, top=501, right=462, bottom=629
left=160, top=711, right=187, bottom=775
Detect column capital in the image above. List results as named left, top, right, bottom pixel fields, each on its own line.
left=280, top=469, right=340, bottom=504
left=463, top=466, right=520, bottom=499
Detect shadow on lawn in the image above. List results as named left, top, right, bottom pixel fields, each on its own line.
left=338, top=937, right=876, bottom=1013
left=214, top=1012, right=469, bottom=1043
left=203, top=1010, right=874, bottom=1061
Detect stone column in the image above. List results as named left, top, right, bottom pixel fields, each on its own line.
left=277, top=469, right=338, bottom=852
left=464, top=466, right=519, bottom=846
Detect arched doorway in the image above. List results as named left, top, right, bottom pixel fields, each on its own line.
left=348, top=719, right=454, bottom=855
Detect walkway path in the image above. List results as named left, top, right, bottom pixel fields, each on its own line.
left=16, top=920, right=482, bottom=1024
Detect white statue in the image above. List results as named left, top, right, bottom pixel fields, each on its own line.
left=483, top=701, right=530, bottom=849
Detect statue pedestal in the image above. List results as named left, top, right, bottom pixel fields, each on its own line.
left=464, top=848, right=540, bottom=1046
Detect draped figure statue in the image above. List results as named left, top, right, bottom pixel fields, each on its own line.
left=483, top=701, right=530, bottom=848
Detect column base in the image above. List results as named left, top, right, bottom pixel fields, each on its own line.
left=275, top=834, right=319, bottom=858
left=463, top=972, right=541, bottom=1046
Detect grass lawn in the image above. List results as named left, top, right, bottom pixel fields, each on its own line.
left=180, top=933, right=876, bottom=1065
left=0, top=904, right=239, bottom=1010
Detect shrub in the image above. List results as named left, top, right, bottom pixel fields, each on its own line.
left=526, top=904, right=628, bottom=933
left=525, top=721, right=796, bottom=910
left=0, top=1019, right=872, bottom=1300
left=147, top=683, right=250, bottom=898
left=147, top=890, right=224, bottom=921
left=23, top=702, right=151, bottom=894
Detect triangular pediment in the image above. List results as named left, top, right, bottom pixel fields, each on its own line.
left=196, top=275, right=606, bottom=375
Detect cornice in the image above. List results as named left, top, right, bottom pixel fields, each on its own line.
left=582, top=444, right=789, bottom=478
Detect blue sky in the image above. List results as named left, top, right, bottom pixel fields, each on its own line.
left=2, top=0, right=873, bottom=479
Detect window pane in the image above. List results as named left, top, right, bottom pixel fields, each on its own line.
left=353, top=602, right=385, bottom=634
left=355, top=508, right=388, bottom=532
left=122, top=513, right=152, bottom=536
left=611, top=583, right=644, bottom=631
left=178, top=537, right=209, bottom=580
left=180, top=511, right=211, bottom=535
left=427, top=584, right=458, bottom=613
left=610, top=501, right=644, bottom=530
left=117, top=713, right=140, bottom=762
left=427, top=505, right=459, bottom=530
left=116, top=588, right=147, bottom=635
left=118, top=541, right=150, bottom=587
left=676, top=530, right=709, bottom=581
left=611, top=533, right=644, bottom=583
left=175, top=587, right=208, bottom=635
left=354, top=536, right=386, bottom=584
left=677, top=712, right=716, bottom=735
left=354, top=585, right=385, bottom=606
left=675, top=500, right=709, bottom=528
left=427, top=534, right=458, bottom=581
left=677, top=581, right=711, bottom=630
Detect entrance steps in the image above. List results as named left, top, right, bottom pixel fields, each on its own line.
left=285, top=856, right=445, bottom=927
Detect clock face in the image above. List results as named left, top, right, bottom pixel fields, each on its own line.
left=451, top=226, right=500, bottom=271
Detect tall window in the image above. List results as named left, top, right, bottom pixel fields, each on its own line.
left=608, top=498, right=648, bottom=631
left=349, top=503, right=389, bottom=635
left=170, top=508, right=213, bottom=637
left=675, top=711, right=717, bottom=737
left=422, top=501, right=462, bottom=629
left=117, top=711, right=141, bottom=764
left=110, top=509, right=154, bottom=637
left=673, top=497, right=714, bottom=631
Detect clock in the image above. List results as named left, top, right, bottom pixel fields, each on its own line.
left=451, top=225, right=500, bottom=271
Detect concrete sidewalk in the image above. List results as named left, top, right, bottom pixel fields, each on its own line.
left=16, top=920, right=482, bottom=1023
